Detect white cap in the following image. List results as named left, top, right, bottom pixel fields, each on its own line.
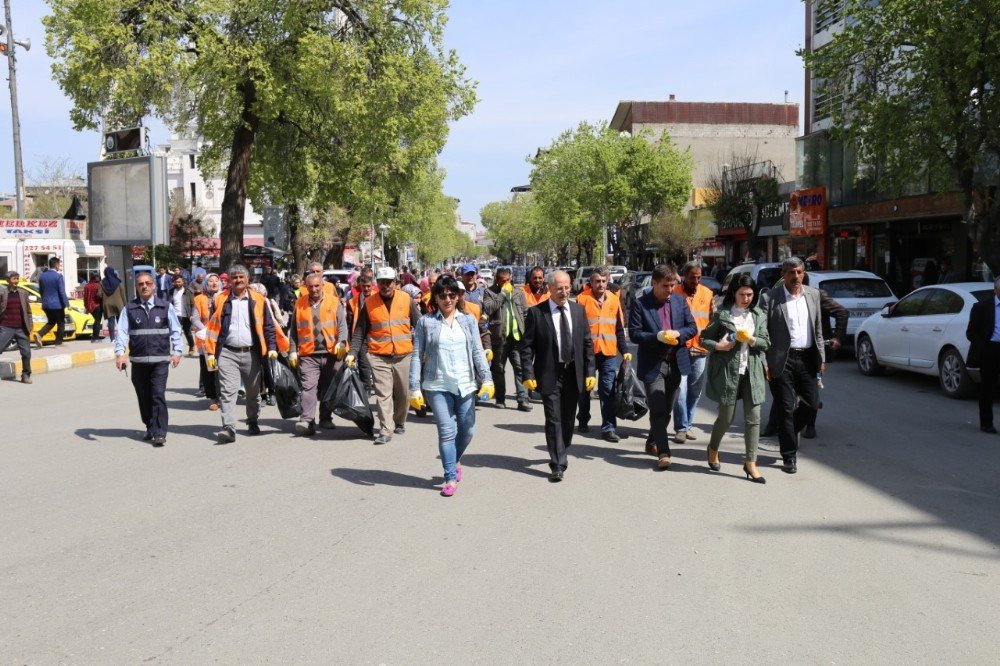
left=375, top=266, right=397, bottom=281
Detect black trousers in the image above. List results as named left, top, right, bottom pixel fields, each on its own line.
left=979, top=342, right=1000, bottom=428
left=770, top=351, right=820, bottom=458
left=38, top=308, right=65, bottom=344
left=492, top=334, right=527, bottom=404
left=131, top=362, right=169, bottom=438
left=542, top=362, right=581, bottom=472
left=198, top=354, right=220, bottom=401
left=179, top=316, right=194, bottom=350
left=89, top=307, right=104, bottom=340
left=644, top=357, right=682, bottom=456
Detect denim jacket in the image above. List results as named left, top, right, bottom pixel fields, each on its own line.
left=410, top=311, right=493, bottom=391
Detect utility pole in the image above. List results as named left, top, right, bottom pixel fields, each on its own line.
left=2, top=0, right=26, bottom=218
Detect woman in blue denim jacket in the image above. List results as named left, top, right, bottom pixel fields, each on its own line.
left=409, top=276, right=495, bottom=496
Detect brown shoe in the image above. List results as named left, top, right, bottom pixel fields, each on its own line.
left=644, top=441, right=657, bottom=456
left=686, top=429, right=697, bottom=440
left=657, top=454, right=672, bottom=470
left=20, top=373, right=32, bottom=384
left=208, top=401, right=220, bottom=411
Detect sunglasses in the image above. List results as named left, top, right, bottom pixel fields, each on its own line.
left=437, top=292, right=458, bottom=300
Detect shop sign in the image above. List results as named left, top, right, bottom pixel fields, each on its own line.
left=0, top=219, right=62, bottom=237
left=789, top=187, right=826, bottom=237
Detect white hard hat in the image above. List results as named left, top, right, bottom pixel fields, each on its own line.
left=375, top=266, right=397, bottom=281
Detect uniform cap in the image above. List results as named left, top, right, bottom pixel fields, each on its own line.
left=376, top=266, right=397, bottom=281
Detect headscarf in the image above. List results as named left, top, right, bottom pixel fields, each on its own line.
left=100, top=266, right=121, bottom=294
left=419, top=276, right=430, bottom=294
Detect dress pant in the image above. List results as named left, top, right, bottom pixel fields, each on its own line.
left=38, top=308, right=65, bottom=344
left=645, top=357, right=682, bottom=456
left=299, top=353, right=335, bottom=424
left=369, top=353, right=411, bottom=435
left=542, top=361, right=581, bottom=472
left=492, top=334, right=528, bottom=404
left=89, top=307, right=104, bottom=341
left=358, top=348, right=375, bottom=393
left=0, top=326, right=31, bottom=374
left=179, top=316, right=194, bottom=351
left=131, top=361, right=169, bottom=437
left=577, top=353, right=619, bottom=432
left=979, top=342, right=1000, bottom=428
left=218, top=347, right=262, bottom=430
left=770, top=349, right=820, bottom=458
left=197, top=354, right=219, bottom=401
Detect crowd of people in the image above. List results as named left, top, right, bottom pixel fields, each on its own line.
left=98, top=255, right=858, bottom=495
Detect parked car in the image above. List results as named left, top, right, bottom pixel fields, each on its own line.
left=805, top=271, right=896, bottom=343
left=572, top=266, right=597, bottom=293
left=855, top=282, right=994, bottom=398
left=721, top=261, right=784, bottom=294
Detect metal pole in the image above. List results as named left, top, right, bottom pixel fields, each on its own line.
left=3, top=0, right=24, bottom=218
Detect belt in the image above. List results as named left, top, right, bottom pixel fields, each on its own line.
left=788, top=348, right=810, bottom=356
left=557, top=360, right=575, bottom=369
left=224, top=344, right=253, bottom=353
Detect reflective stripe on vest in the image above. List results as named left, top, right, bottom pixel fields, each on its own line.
left=578, top=291, right=622, bottom=356
left=365, top=290, right=414, bottom=356
left=675, top=284, right=713, bottom=353
left=131, top=355, right=173, bottom=363
left=129, top=328, right=169, bottom=336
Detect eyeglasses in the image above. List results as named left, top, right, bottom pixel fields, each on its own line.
left=437, top=292, right=458, bottom=300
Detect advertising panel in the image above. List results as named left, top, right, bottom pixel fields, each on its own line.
left=789, top=187, right=827, bottom=237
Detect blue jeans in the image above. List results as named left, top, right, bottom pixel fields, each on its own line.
left=426, top=389, right=477, bottom=482
left=673, top=353, right=707, bottom=433
left=577, top=353, right=619, bottom=432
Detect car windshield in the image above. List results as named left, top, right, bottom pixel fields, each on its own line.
left=756, top=267, right=782, bottom=289
left=579, top=268, right=594, bottom=279
left=818, top=278, right=893, bottom=299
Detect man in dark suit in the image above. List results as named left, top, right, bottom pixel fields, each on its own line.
left=966, top=277, right=1000, bottom=434
left=758, top=257, right=825, bottom=473
left=520, top=270, right=596, bottom=482
left=629, top=264, right=697, bottom=469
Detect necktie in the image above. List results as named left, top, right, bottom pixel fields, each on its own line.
left=558, top=305, right=571, bottom=363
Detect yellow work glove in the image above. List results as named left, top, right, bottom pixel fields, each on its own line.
left=656, top=331, right=679, bottom=346
left=735, top=329, right=751, bottom=344
left=409, top=390, right=425, bottom=411
left=585, top=376, right=597, bottom=392
left=345, top=354, right=356, bottom=368
left=478, top=381, right=495, bottom=401
left=334, top=342, right=348, bottom=361
left=206, top=356, right=217, bottom=371
left=268, top=350, right=278, bottom=359
left=502, top=282, right=513, bottom=294
left=287, top=352, right=299, bottom=369
left=523, top=378, right=538, bottom=392
left=623, top=353, right=633, bottom=362
left=485, top=348, right=494, bottom=362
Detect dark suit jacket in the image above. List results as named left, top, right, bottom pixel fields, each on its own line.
left=758, top=285, right=826, bottom=376
left=966, top=295, right=999, bottom=368
left=519, top=301, right=594, bottom=394
left=628, top=291, right=697, bottom=384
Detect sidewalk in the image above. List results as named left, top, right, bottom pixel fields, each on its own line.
left=0, top=337, right=117, bottom=380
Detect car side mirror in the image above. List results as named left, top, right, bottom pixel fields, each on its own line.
left=880, top=302, right=896, bottom=317
left=28, top=295, right=38, bottom=303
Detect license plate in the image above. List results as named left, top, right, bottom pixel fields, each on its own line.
left=849, top=310, right=874, bottom=318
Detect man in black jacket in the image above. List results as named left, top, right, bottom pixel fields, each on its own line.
left=967, top=277, right=1000, bottom=433
left=519, top=270, right=596, bottom=482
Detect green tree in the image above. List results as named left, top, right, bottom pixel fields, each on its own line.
left=705, top=149, right=784, bottom=261
left=802, top=0, right=1000, bottom=272
left=45, top=0, right=476, bottom=270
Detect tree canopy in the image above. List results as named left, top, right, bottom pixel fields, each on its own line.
left=45, top=0, right=476, bottom=269
left=803, top=0, right=1000, bottom=270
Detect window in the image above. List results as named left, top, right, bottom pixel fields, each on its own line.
left=190, top=182, right=197, bottom=203
left=189, top=154, right=196, bottom=169
left=817, top=278, right=893, bottom=299
left=891, top=290, right=930, bottom=317
left=814, top=0, right=845, bottom=33
left=919, top=289, right=964, bottom=316
left=77, top=257, right=102, bottom=285
left=0, top=255, right=8, bottom=275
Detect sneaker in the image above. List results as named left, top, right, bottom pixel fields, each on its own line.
left=151, top=435, right=166, bottom=447
left=393, top=425, right=406, bottom=435
left=517, top=401, right=532, bottom=412
left=495, top=401, right=507, bottom=410
left=217, top=427, right=236, bottom=443
left=602, top=431, right=620, bottom=443
left=295, top=420, right=316, bottom=436
left=32, top=332, right=43, bottom=349
left=657, top=454, right=672, bottom=470
left=685, top=430, right=697, bottom=441
left=247, top=422, right=261, bottom=436
left=20, top=373, right=31, bottom=384
left=318, top=419, right=336, bottom=430
left=374, top=434, right=391, bottom=445
left=673, top=431, right=687, bottom=444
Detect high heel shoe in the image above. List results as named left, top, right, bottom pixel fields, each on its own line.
left=707, top=447, right=720, bottom=471
left=743, top=462, right=766, bottom=484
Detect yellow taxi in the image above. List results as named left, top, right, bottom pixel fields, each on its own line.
left=0, top=279, right=82, bottom=346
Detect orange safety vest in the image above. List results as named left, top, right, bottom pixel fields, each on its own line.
left=674, top=283, right=713, bottom=353
left=193, top=292, right=211, bottom=352
left=463, top=299, right=481, bottom=323
left=204, top=289, right=270, bottom=357
left=365, top=290, right=414, bottom=356
left=522, top=284, right=549, bottom=307
left=294, top=292, right=341, bottom=355
left=347, top=295, right=361, bottom=334
left=577, top=290, right=624, bottom=356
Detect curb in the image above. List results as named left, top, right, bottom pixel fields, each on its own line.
left=0, top=347, right=117, bottom=379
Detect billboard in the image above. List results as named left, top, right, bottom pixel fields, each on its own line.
left=789, top=187, right=826, bottom=237
left=87, top=155, right=169, bottom=245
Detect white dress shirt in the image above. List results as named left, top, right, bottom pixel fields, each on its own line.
left=549, top=299, right=573, bottom=360
left=228, top=294, right=253, bottom=347
left=784, top=286, right=813, bottom=349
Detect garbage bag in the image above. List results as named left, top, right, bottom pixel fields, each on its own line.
left=323, top=363, right=375, bottom=436
left=268, top=356, right=302, bottom=419
left=614, top=358, right=648, bottom=421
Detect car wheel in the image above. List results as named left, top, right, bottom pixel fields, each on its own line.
left=939, top=347, right=974, bottom=399
left=856, top=334, right=884, bottom=376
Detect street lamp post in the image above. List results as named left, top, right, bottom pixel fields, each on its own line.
left=1, top=0, right=30, bottom=219
left=379, top=223, right=388, bottom=268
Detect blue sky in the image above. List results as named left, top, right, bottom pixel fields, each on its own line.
left=0, top=0, right=806, bottom=225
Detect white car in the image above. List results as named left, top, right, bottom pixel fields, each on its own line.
left=855, top=282, right=994, bottom=398
left=805, top=270, right=897, bottom=341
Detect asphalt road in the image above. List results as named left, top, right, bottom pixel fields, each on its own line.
left=2, top=354, right=999, bottom=664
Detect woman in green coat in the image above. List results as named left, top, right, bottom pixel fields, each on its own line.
left=701, top=274, right=770, bottom=483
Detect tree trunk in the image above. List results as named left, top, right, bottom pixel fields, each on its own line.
left=219, top=79, right=260, bottom=271
left=287, top=204, right=307, bottom=275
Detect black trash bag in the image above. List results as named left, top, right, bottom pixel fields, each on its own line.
left=614, top=358, right=648, bottom=421
left=268, top=356, right=302, bottom=419
left=323, top=363, right=375, bottom=436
